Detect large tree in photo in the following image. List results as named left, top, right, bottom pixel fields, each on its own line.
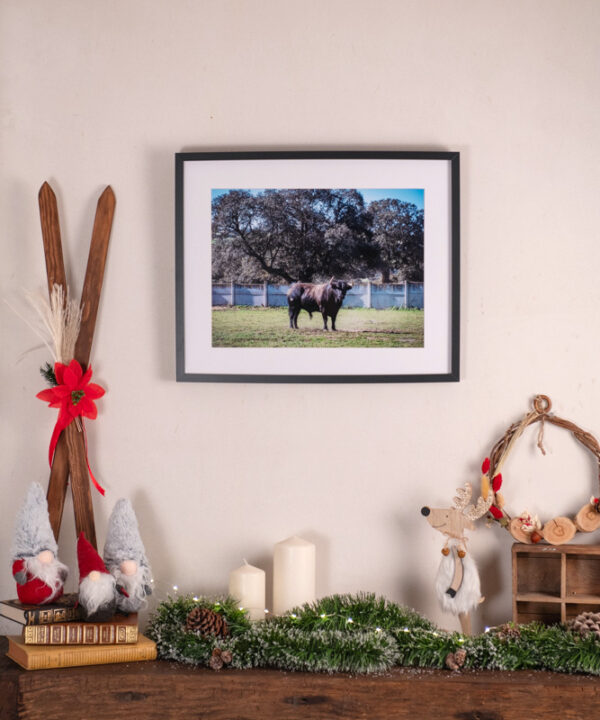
left=212, top=189, right=374, bottom=283
left=211, top=189, right=423, bottom=283
left=369, top=199, right=424, bottom=282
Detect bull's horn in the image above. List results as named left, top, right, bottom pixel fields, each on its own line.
left=329, top=276, right=334, bottom=284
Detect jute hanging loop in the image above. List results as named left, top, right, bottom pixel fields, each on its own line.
left=533, top=394, right=552, bottom=414
left=484, top=395, right=600, bottom=545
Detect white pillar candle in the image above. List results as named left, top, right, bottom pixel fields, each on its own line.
left=229, top=560, right=265, bottom=622
left=273, top=535, right=316, bottom=616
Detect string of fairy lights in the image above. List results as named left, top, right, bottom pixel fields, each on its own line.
left=166, top=583, right=469, bottom=643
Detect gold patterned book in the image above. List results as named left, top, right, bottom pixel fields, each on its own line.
left=6, top=633, right=157, bottom=670
left=22, top=613, right=138, bottom=645
left=0, top=593, right=81, bottom=626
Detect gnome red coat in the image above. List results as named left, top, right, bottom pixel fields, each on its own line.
left=12, top=556, right=63, bottom=604
left=11, top=483, right=68, bottom=605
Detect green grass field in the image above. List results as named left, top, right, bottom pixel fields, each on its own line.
left=212, top=307, right=424, bottom=348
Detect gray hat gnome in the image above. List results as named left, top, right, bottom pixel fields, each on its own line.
left=11, top=483, right=68, bottom=605
left=103, top=499, right=152, bottom=613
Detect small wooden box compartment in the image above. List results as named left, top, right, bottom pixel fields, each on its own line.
left=512, top=543, right=600, bottom=624
left=565, top=554, right=600, bottom=598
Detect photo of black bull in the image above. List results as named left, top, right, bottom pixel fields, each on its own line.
left=287, top=278, right=353, bottom=331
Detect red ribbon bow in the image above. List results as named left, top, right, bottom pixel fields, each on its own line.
left=37, top=359, right=106, bottom=495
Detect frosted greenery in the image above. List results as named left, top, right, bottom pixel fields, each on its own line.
left=147, top=592, right=600, bottom=675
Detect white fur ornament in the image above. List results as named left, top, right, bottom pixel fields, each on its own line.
left=435, top=540, right=483, bottom=616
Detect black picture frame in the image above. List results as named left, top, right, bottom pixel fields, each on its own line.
left=176, top=150, right=460, bottom=383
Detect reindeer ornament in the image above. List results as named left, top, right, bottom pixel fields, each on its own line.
left=421, top=460, right=498, bottom=635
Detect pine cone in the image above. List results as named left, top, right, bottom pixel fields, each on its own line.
left=494, top=623, right=522, bottom=641
left=569, top=611, right=600, bottom=640
left=445, top=648, right=466, bottom=671
left=209, top=649, right=224, bottom=671
left=209, top=647, right=233, bottom=671
left=186, top=607, right=230, bottom=638
left=454, top=648, right=467, bottom=666
left=220, top=649, right=233, bottom=665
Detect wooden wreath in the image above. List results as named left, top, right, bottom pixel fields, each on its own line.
left=484, top=395, right=600, bottom=545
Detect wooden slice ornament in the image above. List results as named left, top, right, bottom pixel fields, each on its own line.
left=575, top=503, right=600, bottom=533
left=483, top=395, right=600, bottom=546
left=542, top=516, right=576, bottom=545
left=508, top=518, right=533, bottom=545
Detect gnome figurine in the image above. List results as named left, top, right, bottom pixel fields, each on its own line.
left=77, top=532, right=117, bottom=621
left=11, top=483, right=68, bottom=604
left=103, top=499, right=152, bottom=613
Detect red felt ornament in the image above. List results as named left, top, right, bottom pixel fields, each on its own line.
left=481, top=458, right=490, bottom=475
left=489, top=505, right=503, bottom=519
left=492, top=474, right=503, bottom=492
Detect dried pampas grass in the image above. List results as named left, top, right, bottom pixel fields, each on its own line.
left=20, top=284, right=82, bottom=364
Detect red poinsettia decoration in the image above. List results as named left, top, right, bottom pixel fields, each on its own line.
left=37, top=360, right=105, bottom=489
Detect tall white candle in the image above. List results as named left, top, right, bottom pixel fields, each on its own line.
left=273, top=535, right=316, bottom=615
left=229, top=560, right=265, bottom=622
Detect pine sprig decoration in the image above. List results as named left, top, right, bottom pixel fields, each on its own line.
left=285, top=592, right=435, bottom=633
left=394, top=626, right=460, bottom=668
left=147, top=592, right=600, bottom=676
left=231, top=623, right=398, bottom=673
left=40, top=361, right=57, bottom=387
left=147, top=595, right=249, bottom=666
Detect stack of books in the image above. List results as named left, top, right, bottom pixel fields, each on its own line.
left=1, top=593, right=156, bottom=670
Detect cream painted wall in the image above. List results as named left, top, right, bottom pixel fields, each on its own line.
left=1, top=0, right=600, bottom=636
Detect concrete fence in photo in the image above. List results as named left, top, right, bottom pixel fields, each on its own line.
left=212, top=282, right=424, bottom=309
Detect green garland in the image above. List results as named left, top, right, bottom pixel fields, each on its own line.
left=147, top=592, right=600, bottom=675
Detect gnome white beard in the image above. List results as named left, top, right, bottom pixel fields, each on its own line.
left=113, top=563, right=151, bottom=612
left=24, top=555, right=68, bottom=601
left=79, top=572, right=116, bottom=616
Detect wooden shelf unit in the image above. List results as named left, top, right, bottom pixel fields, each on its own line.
left=512, top=543, right=600, bottom=625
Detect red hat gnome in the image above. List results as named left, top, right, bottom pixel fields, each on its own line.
left=11, top=482, right=68, bottom=604
left=103, top=498, right=152, bottom=613
left=77, top=532, right=117, bottom=621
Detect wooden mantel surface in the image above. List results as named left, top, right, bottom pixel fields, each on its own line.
left=2, top=637, right=600, bottom=720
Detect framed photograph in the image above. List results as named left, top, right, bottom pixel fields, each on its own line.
left=176, top=151, right=459, bottom=383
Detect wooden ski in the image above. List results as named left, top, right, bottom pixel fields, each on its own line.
left=38, top=183, right=70, bottom=541
left=38, top=183, right=115, bottom=549
left=74, top=187, right=115, bottom=367
left=69, top=186, right=114, bottom=548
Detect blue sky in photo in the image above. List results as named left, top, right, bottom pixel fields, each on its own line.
left=358, top=188, right=424, bottom=208
left=211, top=188, right=424, bottom=209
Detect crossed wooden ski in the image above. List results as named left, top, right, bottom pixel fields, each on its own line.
left=38, top=182, right=115, bottom=550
